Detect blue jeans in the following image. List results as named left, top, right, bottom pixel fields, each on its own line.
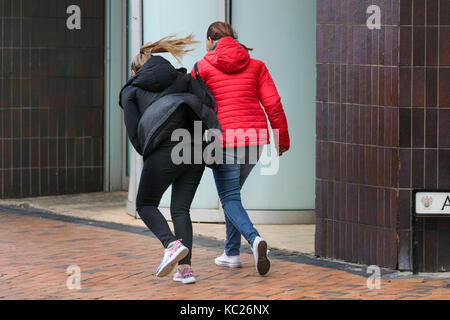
left=213, top=146, right=262, bottom=256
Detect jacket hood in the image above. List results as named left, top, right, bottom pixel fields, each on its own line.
left=204, top=37, right=250, bottom=73
left=131, top=55, right=178, bottom=92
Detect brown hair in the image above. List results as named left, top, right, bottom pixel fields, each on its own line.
left=206, top=21, right=253, bottom=51
left=131, top=34, right=198, bottom=72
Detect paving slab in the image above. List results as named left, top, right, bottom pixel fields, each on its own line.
left=0, top=207, right=449, bottom=300
left=0, top=192, right=315, bottom=254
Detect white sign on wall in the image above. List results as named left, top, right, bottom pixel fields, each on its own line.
left=415, top=192, right=450, bottom=216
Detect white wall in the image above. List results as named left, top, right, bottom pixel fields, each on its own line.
left=232, top=0, right=317, bottom=210
left=142, top=0, right=221, bottom=209
left=139, top=0, right=317, bottom=211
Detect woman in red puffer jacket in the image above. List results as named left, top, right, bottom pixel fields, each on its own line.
left=192, top=22, right=290, bottom=276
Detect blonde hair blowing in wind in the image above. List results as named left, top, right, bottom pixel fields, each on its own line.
left=131, top=34, right=198, bottom=72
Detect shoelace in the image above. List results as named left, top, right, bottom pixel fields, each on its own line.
left=167, top=240, right=183, bottom=258
left=180, top=267, right=193, bottom=278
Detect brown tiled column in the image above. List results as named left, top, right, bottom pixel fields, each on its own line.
left=316, top=0, right=449, bottom=271
left=316, top=0, right=400, bottom=269
left=398, top=0, right=450, bottom=272
left=0, top=0, right=105, bottom=198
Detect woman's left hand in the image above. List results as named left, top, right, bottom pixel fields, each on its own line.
left=278, top=146, right=288, bottom=156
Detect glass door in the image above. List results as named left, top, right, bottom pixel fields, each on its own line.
left=231, top=0, right=317, bottom=210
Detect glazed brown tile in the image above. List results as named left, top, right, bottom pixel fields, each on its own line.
left=377, top=107, right=384, bottom=146
left=438, top=150, right=450, bottom=188
left=75, top=138, right=83, bottom=168
left=399, top=67, right=412, bottom=107
left=12, top=140, right=20, bottom=169
left=413, top=27, right=426, bottom=66
left=385, top=67, right=394, bottom=106
left=412, top=149, right=425, bottom=188
left=58, top=139, right=66, bottom=168
left=391, top=67, right=399, bottom=106
left=379, top=148, right=389, bottom=187
left=427, top=0, right=439, bottom=25
left=424, top=219, right=439, bottom=272
left=383, top=189, right=391, bottom=228
left=437, top=220, right=450, bottom=268
left=379, top=67, right=387, bottom=106
left=426, top=67, right=438, bottom=107
left=339, top=143, right=347, bottom=180
left=370, top=147, right=379, bottom=186
left=316, top=24, right=325, bottom=63
left=412, top=67, right=425, bottom=107
left=365, top=66, right=372, bottom=106
left=362, top=107, right=371, bottom=145
left=12, top=169, right=20, bottom=196
left=316, top=103, right=326, bottom=141
left=30, top=171, right=41, bottom=196
left=426, top=108, right=438, bottom=148
left=392, top=108, right=400, bottom=147
left=75, top=168, right=84, bottom=193
left=333, top=143, right=341, bottom=181
left=441, top=0, right=450, bottom=25
left=426, top=27, right=439, bottom=66
left=333, top=182, right=341, bottom=221
left=425, top=149, right=438, bottom=189
left=413, top=0, right=426, bottom=25
left=412, top=108, right=425, bottom=147
left=329, top=66, right=336, bottom=103
left=398, top=190, right=412, bottom=230
left=400, top=27, right=412, bottom=66
left=21, top=139, right=30, bottom=168
left=316, top=64, right=329, bottom=102
left=439, top=109, right=450, bottom=148
left=399, top=108, right=412, bottom=147
left=439, top=68, right=450, bottom=107
left=439, top=26, right=450, bottom=66
left=379, top=26, right=386, bottom=66
left=39, top=109, right=49, bottom=138
left=399, top=149, right=412, bottom=188
left=371, top=107, right=378, bottom=146
left=2, top=110, right=12, bottom=139
left=12, top=109, right=20, bottom=139
left=376, top=188, right=386, bottom=227
left=371, top=67, right=379, bottom=106
left=328, top=104, right=336, bottom=142
left=316, top=0, right=328, bottom=24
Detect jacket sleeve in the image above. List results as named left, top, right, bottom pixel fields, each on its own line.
left=258, top=63, right=290, bottom=150
left=119, top=87, right=143, bottom=155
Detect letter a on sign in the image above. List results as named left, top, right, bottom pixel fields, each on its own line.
left=67, top=5, right=82, bottom=30
left=367, top=5, right=381, bottom=30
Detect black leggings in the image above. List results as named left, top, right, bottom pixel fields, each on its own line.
left=136, top=141, right=205, bottom=266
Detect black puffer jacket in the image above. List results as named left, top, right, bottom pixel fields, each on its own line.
left=119, top=55, right=221, bottom=160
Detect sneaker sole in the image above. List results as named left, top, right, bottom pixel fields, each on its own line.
left=156, top=247, right=189, bottom=278
left=215, top=260, right=243, bottom=268
left=173, top=276, right=196, bottom=284
left=256, top=240, right=270, bottom=276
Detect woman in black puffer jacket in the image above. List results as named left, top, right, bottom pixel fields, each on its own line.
left=119, top=35, right=221, bottom=284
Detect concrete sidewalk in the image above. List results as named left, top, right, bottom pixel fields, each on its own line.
left=0, top=192, right=315, bottom=255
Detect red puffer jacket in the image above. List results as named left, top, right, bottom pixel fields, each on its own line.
left=191, top=37, right=290, bottom=150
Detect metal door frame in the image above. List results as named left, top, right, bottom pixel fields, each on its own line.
left=104, top=0, right=129, bottom=192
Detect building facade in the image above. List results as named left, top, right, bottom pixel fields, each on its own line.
left=315, top=0, right=450, bottom=272
left=0, top=0, right=448, bottom=272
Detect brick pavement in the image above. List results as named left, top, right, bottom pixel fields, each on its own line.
left=0, top=208, right=449, bottom=300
